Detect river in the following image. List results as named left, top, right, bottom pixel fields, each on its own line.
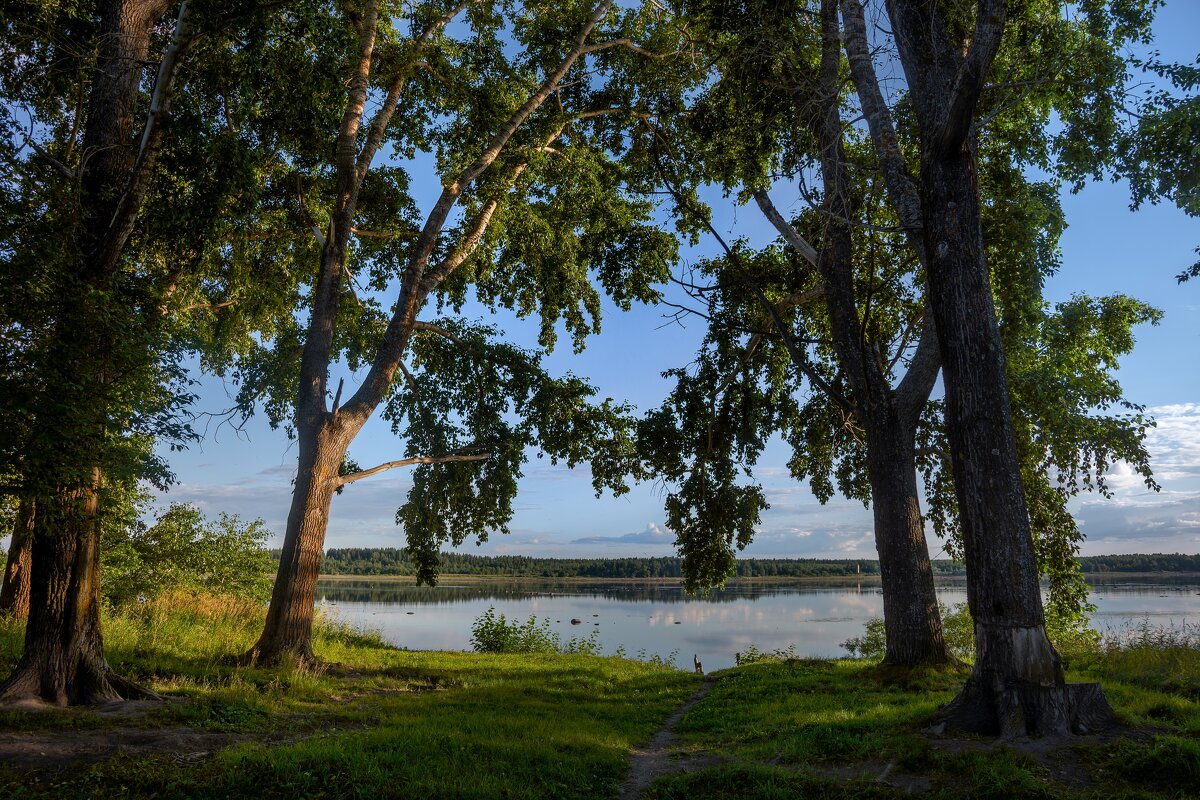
left=314, top=575, right=1200, bottom=671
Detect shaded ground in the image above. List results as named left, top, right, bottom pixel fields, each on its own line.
left=0, top=697, right=359, bottom=773
left=630, top=657, right=1200, bottom=800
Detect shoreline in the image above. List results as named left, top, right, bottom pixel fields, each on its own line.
left=315, top=571, right=1200, bottom=585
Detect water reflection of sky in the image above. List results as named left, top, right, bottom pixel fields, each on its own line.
left=316, top=579, right=1200, bottom=671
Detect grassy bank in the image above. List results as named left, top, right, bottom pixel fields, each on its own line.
left=0, top=593, right=697, bottom=799
left=646, top=637, right=1200, bottom=800
left=0, top=596, right=1196, bottom=799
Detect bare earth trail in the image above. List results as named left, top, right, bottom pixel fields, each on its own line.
left=617, top=677, right=726, bottom=800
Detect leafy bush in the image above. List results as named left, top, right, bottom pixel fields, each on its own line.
left=102, top=503, right=273, bottom=604
left=736, top=643, right=800, bottom=665
left=470, top=608, right=601, bottom=655
left=841, top=618, right=887, bottom=660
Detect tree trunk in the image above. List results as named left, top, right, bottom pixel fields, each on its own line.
left=0, top=499, right=34, bottom=619
left=243, top=420, right=350, bottom=666
left=0, top=0, right=174, bottom=706
left=799, top=0, right=953, bottom=668
left=866, top=417, right=954, bottom=666
left=921, top=146, right=1113, bottom=736
left=0, top=476, right=156, bottom=705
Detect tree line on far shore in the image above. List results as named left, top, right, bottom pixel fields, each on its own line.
left=309, top=549, right=1200, bottom=579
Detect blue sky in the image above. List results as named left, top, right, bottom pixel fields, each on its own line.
left=151, top=2, right=1200, bottom=561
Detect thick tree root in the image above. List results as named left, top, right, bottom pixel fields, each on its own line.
left=0, top=659, right=160, bottom=707
left=934, top=678, right=1118, bottom=738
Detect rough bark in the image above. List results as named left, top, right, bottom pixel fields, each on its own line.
left=0, top=499, right=34, bottom=620
left=883, top=0, right=1115, bottom=735
left=0, top=476, right=158, bottom=705
left=866, top=418, right=952, bottom=666
left=761, top=0, right=953, bottom=667
left=247, top=0, right=617, bottom=666
left=1, top=0, right=179, bottom=705
left=244, top=422, right=350, bottom=666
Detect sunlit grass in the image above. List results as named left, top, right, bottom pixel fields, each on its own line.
left=655, top=635, right=1199, bottom=800
left=0, top=592, right=698, bottom=799
left=1, top=599, right=1198, bottom=798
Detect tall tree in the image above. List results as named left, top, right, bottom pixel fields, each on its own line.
left=0, top=0, right=284, bottom=705
left=880, top=0, right=1120, bottom=734
left=0, top=499, right=34, bottom=619
left=0, top=0, right=199, bottom=705
left=223, top=0, right=681, bottom=666
left=640, top=0, right=953, bottom=666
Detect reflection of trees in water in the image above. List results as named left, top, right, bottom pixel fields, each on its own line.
left=313, top=577, right=1199, bottom=606
left=312, top=582, right=871, bottom=605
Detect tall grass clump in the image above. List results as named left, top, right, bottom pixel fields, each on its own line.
left=1091, top=618, right=1200, bottom=697
left=106, top=590, right=267, bottom=665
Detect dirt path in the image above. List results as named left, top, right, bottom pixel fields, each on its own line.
left=617, top=678, right=726, bottom=800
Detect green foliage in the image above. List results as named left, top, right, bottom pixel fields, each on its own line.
left=101, top=503, right=273, bottom=605
left=316, top=548, right=893, bottom=577
left=470, top=607, right=601, bottom=655
left=734, top=644, right=799, bottom=665
left=311, top=549, right=1200, bottom=578
left=1116, top=54, right=1199, bottom=282
left=389, top=319, right=643, bottom=584
left=839, top=618, right=886, bottom=661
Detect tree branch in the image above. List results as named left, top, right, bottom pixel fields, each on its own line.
left=412, top=320, right=470, bottom=349
left=98, top=1, right=195, bottom=272
left=938, top=0, right=1008, bottom=152
left=342, top=0, right=619, bottom=425
left=654, top=152, right=856, bottom=415
left=839, top=0, right=924, bottom=246
left=336, top=449, right=493, bottom=487
left=354, top=1, right=481, bottom=184
left=753, top=189, right=818, bottom=266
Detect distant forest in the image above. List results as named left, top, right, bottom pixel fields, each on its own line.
left=292, top=549, right=1200, bottom=578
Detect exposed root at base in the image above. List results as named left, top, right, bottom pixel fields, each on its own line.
left=933, top=679, right=1119, bottom=738
left=0, top=663, right=160, bottom=708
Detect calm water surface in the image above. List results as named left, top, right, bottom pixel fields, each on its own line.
left=315, top=576, right=1200, bottom=671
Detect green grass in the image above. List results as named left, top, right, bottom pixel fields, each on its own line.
left=0, top=593, right=698, bottom=799
left=1, top=597, right=1198, bottom=799
left=647, top=646, right=1200, bottom=800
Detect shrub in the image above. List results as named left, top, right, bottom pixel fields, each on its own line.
left=735, top=644, right=799, bottom=665
left=470, top=608, right=601, bottom=655
left=102, top=503, right=273, bottom=604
